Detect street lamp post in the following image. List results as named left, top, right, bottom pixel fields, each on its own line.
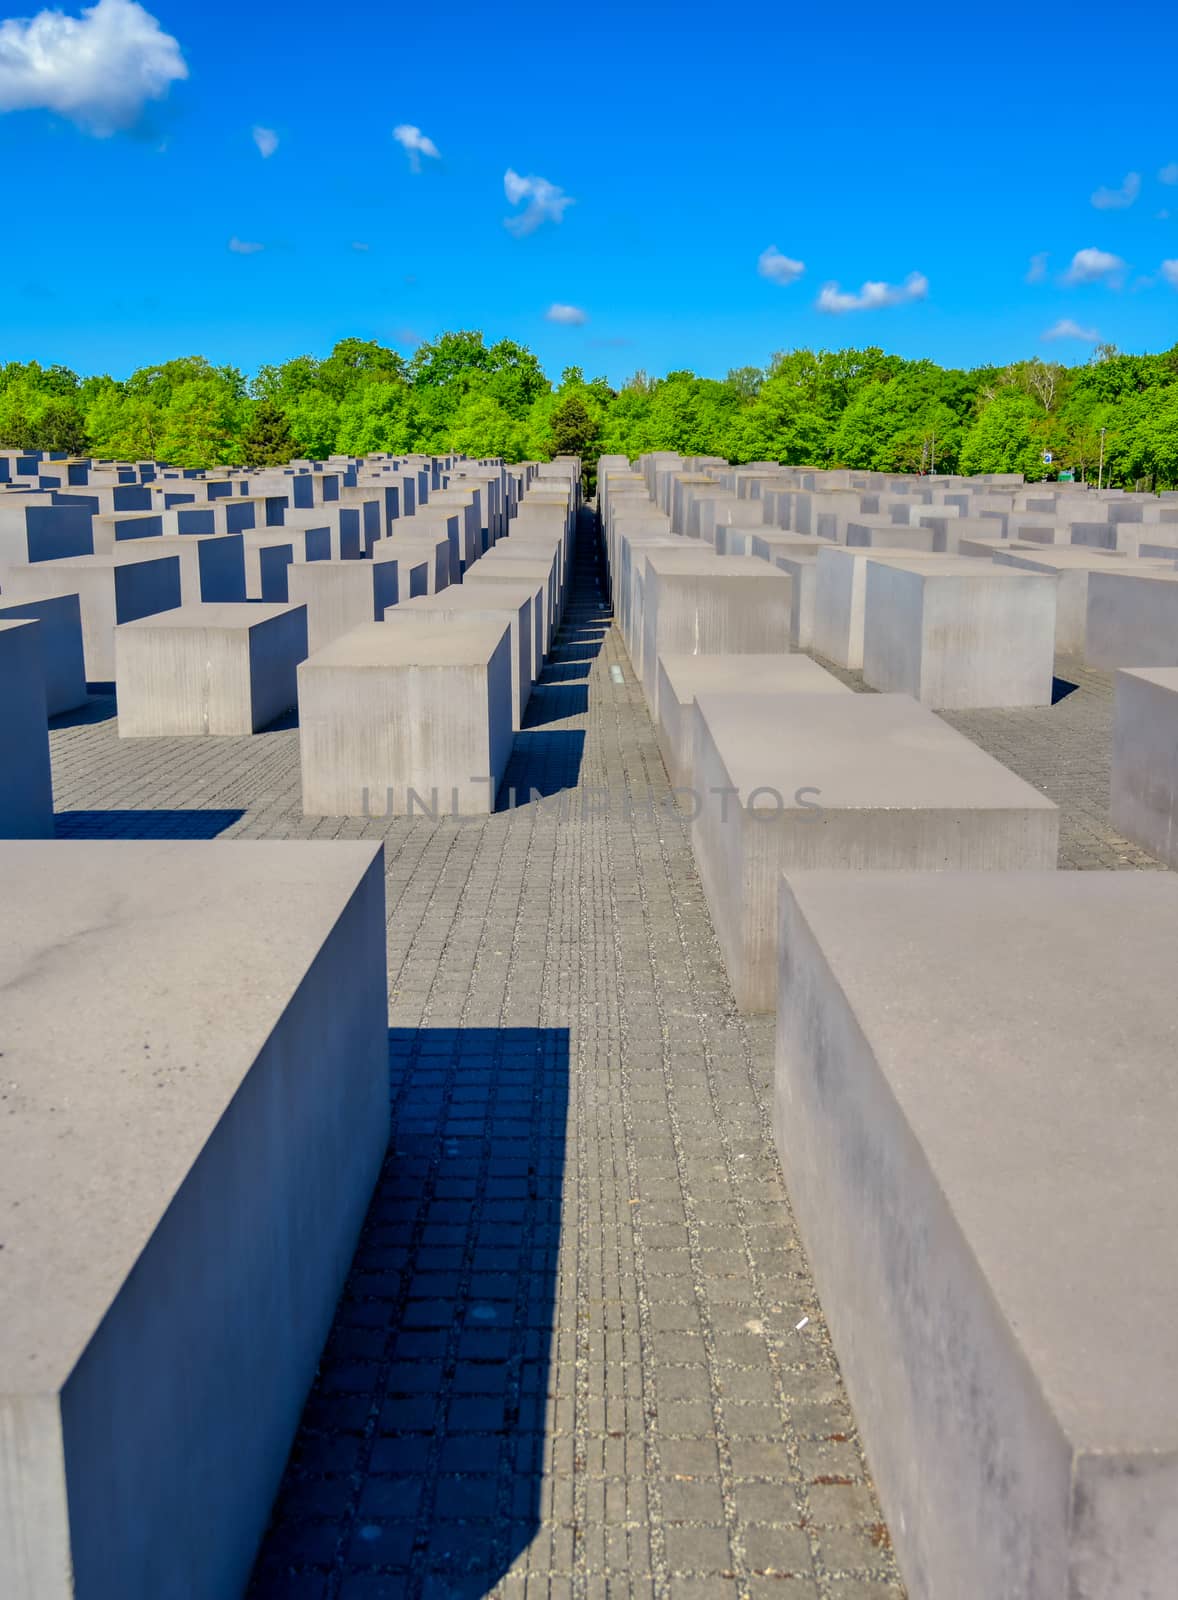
left=1098, top=427, right=1106, bottom=491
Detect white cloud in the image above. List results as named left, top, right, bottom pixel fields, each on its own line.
left=1161, top=261, right=1178, bottom=288
left=1159, top=163, right=1178, bottom=185
left=228, top=236, right=264, bottom=254
left=816, top=271, right=928, bottom=314
left=252, top=124, right=277, bottom=158
left=0, top=0, right=186, bottom=135
left=351, top=240, right=369, bottom=252
left=1042, top=319, right=1100, bottom=342
left=1091, top=172, right=1141, bottom=210
left=1062, top=247, right=1127, bottom=286
left=392, top=123, right=439, bottom=172
left=503, top=168, right=574, bottom=236
left=545, top=303, right=587, bottom=325
left=1026, top=251, right=1049, bottom=284
left=757, top=246, right=805, bottom=285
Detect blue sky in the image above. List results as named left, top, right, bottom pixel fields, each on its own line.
left=1, top=0, right=1176, bottom=385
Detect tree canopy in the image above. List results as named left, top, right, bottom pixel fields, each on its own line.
left=3, top=337, right=1178, bottom=488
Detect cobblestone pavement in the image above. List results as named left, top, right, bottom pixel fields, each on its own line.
left=45, top=520, right=1162, bottom=1600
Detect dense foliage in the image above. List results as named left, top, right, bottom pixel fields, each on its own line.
left=4, top=336, right=1178, bottom=487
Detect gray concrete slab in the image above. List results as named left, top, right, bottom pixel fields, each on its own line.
left=774, top=868, right=1178, bottom=1600
left=286, top=560, right=399, bottom=654
left=1086, top=569, right=1178, bottom=668
left=691, top=691, right=1059, bottom=1009
left=385, top=588, right=533, bottom=729
left=655, top=652, right=850, bottom=791
left=861, top=559, right=1057, bottom=708
left=298, top=620, right=514, bottom=816
left=0, top=839, right=387, bottom=1600
left=115, top=603, right=308, bottom=736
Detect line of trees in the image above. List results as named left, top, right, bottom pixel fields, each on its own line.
left=4, top=334, right=1178, bottom=487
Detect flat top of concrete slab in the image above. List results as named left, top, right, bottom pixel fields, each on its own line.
left=695, top=691, right=1057, bottom=812
left=0, top=839, right=383, bottom=1394
left=117, top=602, right=299, bottom=631
left=1118, top=665, right=1178, bottom=691
left=780, top=868, right=1178, bottom=1453
left=993, top=549, right=1141, bottom=570
left=467, top=558, right=552, bottom=574
left=660, top=653, right=850, bottom=704
left=1090, top=567, right=1178, bottom=587
left=865, top=556, right=1055, bottom=580
left=816, top=545, right=952, bottom=567
left=646, top=551, right=792, bottom=581
left=306, top=618, right=508, bottom=667
left=386, top=594, right=523, bottom=621
left=0, top=616, right=37, bottom=637
left=11, top=551, right=175, bottom=572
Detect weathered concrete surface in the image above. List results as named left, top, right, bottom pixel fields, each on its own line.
left=286, top=560, right=398, bottom=654
left=640, top=551, right=792, bottom=717
left=1111, top=665, right=1178, bottom=868
left=0, top=619, right=54, bottom=836
left=774, top=869, right=1178, bottom=1600
left=0, top=840, right=388, bottom=1600
left=115, top=603, right=308, bottom=736
left=1085, top=569, right=1178, bottom=668
left=385, top=589, right=534, bottom=729
left=861, top=559, right=1057, bottom=708
left=692, top=691, right=1058, bottom=1009
left=298, top=620, right=514, bottom=816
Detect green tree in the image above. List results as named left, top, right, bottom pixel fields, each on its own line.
left=239, top=400, right=298, bottom=465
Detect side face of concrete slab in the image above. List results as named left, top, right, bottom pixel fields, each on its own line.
left=0, top=620, right=54, bottom=837
left=774, top=870, right=1178, bottom=1600
left=0, top=841, right=389, bottom=1600
left=1111, top=666, right=1178, bottom=867
left=115, top=604, right=308, bottom=736
left=0, top=593, right=87, bottom=716
left=1086, top=571, right=1178, bottom=668
left=298, top=621, right=514, bottom=816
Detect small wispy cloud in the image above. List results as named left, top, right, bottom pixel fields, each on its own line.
left=1026, top=252, right=1049, bottom=284
left=252, top=125, right=278, bottom=158
left=0, top=0, right=188, bottom=135
left=504, top=169, right=574, bottom=236
left=757, top=246, right=805, bottom=285
left=816, top=271, right=928, bottom=314
left=1042, top=318, right=1100, bottom=342
left=1158, top=163, right=1178, bottom=185
left=393, top=123, right=439, bottom=173
left=545, top=303, right=588, bottom=325
left=228, top=236, right=264, bottom=254
left=1091, top=172, right=1141, bottom=210
left=1161, top=260, right=1178, bottom=289
left=1062, top=247, right=1127, bottom=286
left=393, top=326, right=422, bottom=346
left=351, top=240, right=370, bottom=252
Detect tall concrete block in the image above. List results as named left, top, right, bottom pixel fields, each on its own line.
left=0, top=840, right=388, bottom=1600
left=812, top=545, right=943, bottom=670
left=286, top=560, right=399, bottom=654
left=1086, top=570, right=1178, bottom=668
left=384, top=588, right=533, bottom=729
left=0, top=620, right=54, bottom=837
left=115, top=603, right=308, bottom=736
left=298, top=620, right=514, bottom=816
left=655, top=653, right=850, bottom=791
left=861, top=559, right=1057, bottom=708
left=641, top=552, right=792, bottom=717
left=774, top=869, right=1178, bottom=1600
left=1, top=552, right=182, bottom=682
left=1111, top=666, right=1178, bottom=867
left=691, top=692, right=1058, bottom=1009
left=0, top=592, right=87, bottom=715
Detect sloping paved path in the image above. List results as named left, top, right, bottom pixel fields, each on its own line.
left=50, top=513, right=906, bottom=1599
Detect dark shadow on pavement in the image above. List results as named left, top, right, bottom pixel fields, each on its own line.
left=54, top=808, right=245, bottom=839
left=1051, top=676, right=1079, bottom=705
left=249, top=1026, right=569, bottom=1600
left=50, top=695, right=117, bottom=729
